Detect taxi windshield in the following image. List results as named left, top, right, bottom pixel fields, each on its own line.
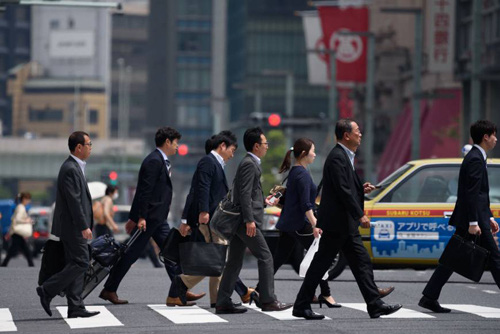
left=365, top=164, right=414, bottom=200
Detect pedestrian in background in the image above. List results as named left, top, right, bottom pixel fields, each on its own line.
left=419, top=120, right=500, bottom=313
left=94, top=185, right=119, bottom=237
left=1, top=192, right=34, bottom=267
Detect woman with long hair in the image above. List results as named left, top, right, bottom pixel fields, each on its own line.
left=272, top=138, right=339, bottom=308
left=1, top=192, right=35, bottom=267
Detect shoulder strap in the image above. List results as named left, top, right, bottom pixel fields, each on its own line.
left=316, top=178, right=324, bottom=197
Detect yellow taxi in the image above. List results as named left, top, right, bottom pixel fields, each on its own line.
left=263, top=158, right=500, bottom=279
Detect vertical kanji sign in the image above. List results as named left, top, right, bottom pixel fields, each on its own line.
left=428, top=0, right=455, bottom=72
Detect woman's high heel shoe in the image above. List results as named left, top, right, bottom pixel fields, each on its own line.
left=318, top=295, right=342, bottom=308
left=249, top=291, right=262, bottom=308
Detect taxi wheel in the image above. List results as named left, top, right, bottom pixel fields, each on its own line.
left=327, top=252, right=347, bottom=280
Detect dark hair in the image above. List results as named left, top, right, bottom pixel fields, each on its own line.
left=335, top=118, right=353, bottom=140
left=213, top=130, right=238, bottom=151
left=205, top=135, right=217, bottom=154
left=68, top=131, right=89, bottom=152
left=470, top=120, right=497, bottom=145
left=243, top=127, right=264, bottom=152
left=105, top=185, right=118, bottom=196
left=16, top=192, right=31, bottom=204
left=279, top=138, right=315, bottom=173
left=155, top=127, right=182, bottom=147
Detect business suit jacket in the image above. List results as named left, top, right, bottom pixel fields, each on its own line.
left=317, top=144, right=364, bottom=236
left=51, top=156, right=93, bottom=241
left=232, top=154, right=264, bottom=228
left=449, top=146, right=493, bottom=231
left=129, top=149, right=172, bottom=225
left=183, top=153, right=229, bottom=229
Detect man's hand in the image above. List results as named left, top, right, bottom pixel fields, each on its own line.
left=112, top=223, right=119, bottom=233
left=125, top=219, right=137, bottom=234
left=265, top=195, right=278, bottom=206
left=179, top=223, right=191, bottom=237
left=199, top=212, right=209, bottom=224
left=137, top=218, right=147, bottom=232
left=469, top=224, right=481, bottom=235
left=246, top=222, right=257, bottom=237
left=313, top=227, right=322, bottom=239
left=363, top=182, right=376, bottom=194
left=359, top=215, right=371, bottom=228
left=490, top=218, right=499, bottom=235
left=81, top=228, right=93, bottom=240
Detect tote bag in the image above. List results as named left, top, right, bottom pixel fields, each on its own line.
left=299, top=235, right=329, bottom=281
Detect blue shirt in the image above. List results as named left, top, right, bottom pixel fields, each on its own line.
left=276, top=166, right=317, bottom=232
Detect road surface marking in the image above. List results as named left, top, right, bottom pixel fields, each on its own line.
left=441, top=304, right=500, bottom=318
left=482, top=290, right=498, bottom=294
left=244, top=304, right=331, bottom=320
left=0, top=309, right=16, bottom=332
left=56, top=306, right=123, bottom=329
left=148, top=305, right=227, bottom=324
left=342, top=303, right=435, bottom=318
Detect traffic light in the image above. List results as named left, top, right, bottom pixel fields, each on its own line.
left=109, top=171, right=118, bottom=185
left=178, top=144, right=189, bottom=156
left=268, top=113, right=281, bottom=127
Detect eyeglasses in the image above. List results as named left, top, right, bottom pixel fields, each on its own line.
left=84, top=142, right=92, bottom=147
left=260, top=142, right=269, bottom=147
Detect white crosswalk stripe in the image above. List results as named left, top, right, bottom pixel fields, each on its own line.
left=441, top=304, right=500, bottom=318
left=148, top=305, right=227, bottom=324
left=0, top=308, right=17, bottom=332
left=341, top=303, right=435, bottom=318
left=56, top=306, right=123, bottom=329
left=244, top=304, right=331, bottom=320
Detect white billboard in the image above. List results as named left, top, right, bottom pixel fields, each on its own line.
left=302, top=12, right=329, bottom=85
left=49, top=31, right=95, bottom=59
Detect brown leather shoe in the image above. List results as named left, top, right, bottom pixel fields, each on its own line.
left=240, top=287, right=255, bottom=304
left=99, top=289, right=128, bottom=305
left=261, top=300, right=293, bottom=312
left=186, top=291, right=206, bottom=302
left=166, top=297, right=196, bottom=307
left=378, top=286, right=395, bottom=298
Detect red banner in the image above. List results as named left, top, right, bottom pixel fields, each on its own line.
left=318, top=6, right=369, bottom=82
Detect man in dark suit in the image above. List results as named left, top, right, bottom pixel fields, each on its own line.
left=99, top=127, right=203, bottom=305
left=215, top=127, right=292, bottom=314
left=36, top=131, right=99, bottom=318
left=293, top=119, right=403, bottom=320
left=168, top=131, right=250, bottom=307
left=419, top=120, right=500, bottom=313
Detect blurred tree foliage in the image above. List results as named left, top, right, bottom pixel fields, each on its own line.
left=261, top=129, right=286, bottom=195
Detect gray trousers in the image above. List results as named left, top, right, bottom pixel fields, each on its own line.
left=216, top=224, right=275, bottom=307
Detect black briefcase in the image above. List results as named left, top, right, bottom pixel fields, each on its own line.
left=38, top=239, right=65, bottom=286
left=159, top=228, right=188, bottom=265
left=211, top=194, right=241, bottom=241
left=439, top=234, right=490, bottom=282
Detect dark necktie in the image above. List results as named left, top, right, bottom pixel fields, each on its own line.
left=165, top=159, right=171, bottom=171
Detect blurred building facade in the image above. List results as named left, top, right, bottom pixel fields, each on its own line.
left=0, top=5, right=32, bottom=136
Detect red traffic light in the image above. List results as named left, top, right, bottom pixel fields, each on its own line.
left=268, top=113, right=281, bottom=127
left=178, top=144, right=189, bottom=156
left=109, top=171, right=118, bottom=181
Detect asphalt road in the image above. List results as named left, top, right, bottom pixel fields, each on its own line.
left=1, top=255, right=499, bottom=334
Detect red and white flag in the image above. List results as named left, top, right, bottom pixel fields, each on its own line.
left=301, top=11, right=328, bottom=85
left=318, top=6, right=369, bottom=83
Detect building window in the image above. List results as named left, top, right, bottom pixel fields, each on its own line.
left=177, top=68, right=211, bottom=90
left=15, top=6, right=29, bottom=21
left=0, top=30, right=6, bottom=47
left=50, top=20, right=59, bottom=29
left=16, top=32, right=29, bottom=49
left=88, top=109, right=99, bottom=124
left=178, top=32, right=211, bottom=52
left=178, top=0, right=212, bottom=16
left=28, top=107, right=64, bottom=122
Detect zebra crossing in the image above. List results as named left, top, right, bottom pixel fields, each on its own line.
left=1, top=303, right=500, bottom=332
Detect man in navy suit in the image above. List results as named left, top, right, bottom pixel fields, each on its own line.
left=419, top=120, right=500, bottom=313
left=167, top=131, right=242, bottom=307
left=99, top=127, right=197, bottom=305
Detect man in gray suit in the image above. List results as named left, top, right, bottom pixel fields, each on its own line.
left=36, top=131, right=99, bottom=318
left=215, top=127, right=292, bottom=314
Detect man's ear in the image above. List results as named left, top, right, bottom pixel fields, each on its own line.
left=165, top=138, right=171, bottom=146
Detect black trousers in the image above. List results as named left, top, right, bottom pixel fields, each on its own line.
left=423, top=228, right=500, bottom=300
left=42, top=237, right=89, bottom=312
left=294, top=230, right=380, bottom=311
left=104, top=221, right=178, bottom=292
left=1, top=234, right=34, bottom=267
left=94, top=224, right=112, bottom=238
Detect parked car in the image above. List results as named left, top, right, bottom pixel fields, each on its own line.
left=28, top=206, right=51, bottom=257
left=262, top=158, right=500, bottom=280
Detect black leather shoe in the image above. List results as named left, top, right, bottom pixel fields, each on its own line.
left=215, top=305, right=248, bottom=314
left=292, top=309, right=325, bottom=320
left=36, top=286, right=52, bottom=317
left=367, top=302, right=403, bottom=318
left=378, top=286, right=395, bottom=298
left=68, top=309, right=100, bottom=318
left=261, top=301, right=293, bottom=312
left=418, top=296, right=451, bottom=313
left=211, top=302, right=242, bottom=308
left=174, top=275, right=188, bottom=305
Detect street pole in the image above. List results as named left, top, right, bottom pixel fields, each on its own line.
left=73, top=77, right=80, bottom=131
left=328, top=50, right=337, bottom=146
left=117, top=58, right=125, bottom=139
left=124, top=65, right=132, bottom=139
left=365, top=34, right=375, bottom=182
left=254, top=89, right=262, bottom=114
left=470, top=0, right=481, bottom=124
left=411, top=10, right=422, bottom=161
left=285, top=73, right=294, bottom=149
